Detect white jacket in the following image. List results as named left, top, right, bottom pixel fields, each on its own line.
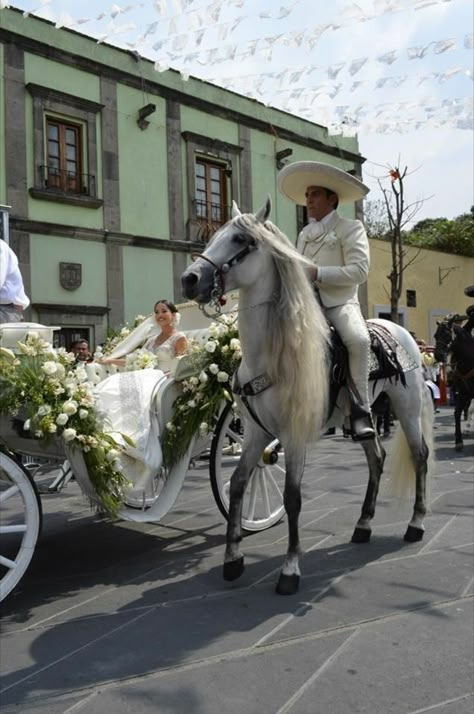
left=296, top=212, right=369, bottom=309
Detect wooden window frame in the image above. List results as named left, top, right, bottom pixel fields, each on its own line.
left=46, top=117, right=83, bottom=194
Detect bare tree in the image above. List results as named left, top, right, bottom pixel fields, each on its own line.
left=375, top=164, right=428, bottom=323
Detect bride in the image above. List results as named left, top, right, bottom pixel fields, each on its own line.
left=94, top=300, right=189, bottom=506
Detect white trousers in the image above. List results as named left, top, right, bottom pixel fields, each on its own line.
left=325, top=302, right=371, bottom=410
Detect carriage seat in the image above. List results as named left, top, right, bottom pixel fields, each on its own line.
left=84, top=327, right=210, bottom=385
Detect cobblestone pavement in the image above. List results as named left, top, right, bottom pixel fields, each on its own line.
left=1, top=407, right=473, bottom=714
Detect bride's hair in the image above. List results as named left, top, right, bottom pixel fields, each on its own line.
left=154, top=299, right=181, bottom=326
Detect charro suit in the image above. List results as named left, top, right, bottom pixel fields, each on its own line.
left=297, top=210, right=372, bottom=410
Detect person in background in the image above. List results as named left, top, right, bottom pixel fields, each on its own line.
left=0, top=240, right=30, bottom=323
left=71, top=339, right=93, bottom=364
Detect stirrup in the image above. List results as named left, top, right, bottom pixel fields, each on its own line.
left=350, top=405, right=375, bottom=442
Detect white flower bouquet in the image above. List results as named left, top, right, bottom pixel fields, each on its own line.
left=124, top=348, right=158, bottom=371
left=162, top=312, right=241, bottom=469
left=0, top=334, right=130, bottom=516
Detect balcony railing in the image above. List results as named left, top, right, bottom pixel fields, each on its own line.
left=39, top=165, right=97, bottom=198
left=193, top=199, right=231, bottom=243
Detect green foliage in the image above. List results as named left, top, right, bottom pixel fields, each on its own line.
left=405, top=210, right=474, bottom=256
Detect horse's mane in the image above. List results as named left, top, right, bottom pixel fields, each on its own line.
left=234, top=215, right=330, bottom=445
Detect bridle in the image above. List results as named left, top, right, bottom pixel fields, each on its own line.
left=191, top=240, right=256, bottom=317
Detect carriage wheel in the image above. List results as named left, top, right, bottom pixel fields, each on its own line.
left=0, top=451, right=42, bottom=602
left=210, top=403, right=285, bottom=532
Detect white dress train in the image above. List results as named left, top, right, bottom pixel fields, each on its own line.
left=93, top=332, right=186, bottom=507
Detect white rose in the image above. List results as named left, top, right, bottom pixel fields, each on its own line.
left=62, top=400, right=78, bottom=415
left=37, top=405, right=51, bottom=416
left=48, top=424, right=57, bottom=433
left=205, top=340, right=217, bottom=353
left=56, top=413, right=69, bottom=426
left=78, top=409, right=89, bottom=419
left=27, top=331, right=39, bottom=340
left=166, top=421, right=176, bottom=432
left=199, top=422, right=209, bottom=436
left=217, top=371, right=229, bottom=383
left=230, top=338, right=241, bottom=351
left=75, top=367, right=88, bottom=383
left=209, top=363, right=219, bottom=375
left=208, top=324, right=220, bottom=338
left=190, top=376, right=199, bottom=386
left=42, top=361, right=58, bottom=376
left=198, top=371, right=208, bottom=383
left=187, top=399, right=197, bottom=408
left=106, top=448, right=120, bottom=462
left=63, top=428, right=77, bottom=442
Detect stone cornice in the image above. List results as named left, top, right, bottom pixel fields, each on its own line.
left=0, top=26, right=365, bottom=165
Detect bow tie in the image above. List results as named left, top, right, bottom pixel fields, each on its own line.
left=301, top=222, right=326, bottom=242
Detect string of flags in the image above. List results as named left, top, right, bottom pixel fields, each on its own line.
left=1, top=0, right=472, bottom=134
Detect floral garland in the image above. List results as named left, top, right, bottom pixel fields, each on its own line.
left=0, top=333, right=130, bottom=516
left=162, top=313, right=241, bottom=469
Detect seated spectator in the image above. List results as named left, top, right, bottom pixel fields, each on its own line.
left=71, top=339, right=93, bottom=364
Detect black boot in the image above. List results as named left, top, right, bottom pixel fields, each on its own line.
left=350, top=401, right=375, bottom=441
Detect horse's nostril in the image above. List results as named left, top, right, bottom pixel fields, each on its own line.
left=182, top=272, right=198, bottom=287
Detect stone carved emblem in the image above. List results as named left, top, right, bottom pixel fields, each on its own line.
left=59, top=262, right=82, bottom=291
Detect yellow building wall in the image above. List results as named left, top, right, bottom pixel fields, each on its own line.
left=368, top=238, right=474, bottom=344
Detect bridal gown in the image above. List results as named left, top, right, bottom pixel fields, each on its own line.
left=93, top=332, right=186, bottom=506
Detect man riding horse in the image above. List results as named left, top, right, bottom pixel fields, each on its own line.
left=278, top=161, right=374, bottom=441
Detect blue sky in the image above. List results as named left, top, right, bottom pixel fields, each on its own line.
left=4, top=0, right=473, bottom=221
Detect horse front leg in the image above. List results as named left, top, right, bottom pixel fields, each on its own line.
left=276, top=446, right=306, bottom=595
left=454, top=400, right=464, bottom=451
left=223, top=429, right=269, bottom=582
left=352, top=437, right=386, bottom=543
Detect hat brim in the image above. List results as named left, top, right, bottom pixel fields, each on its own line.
left=278, top=161, right=370, bottom=205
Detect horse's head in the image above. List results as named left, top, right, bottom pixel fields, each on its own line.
left=181, top=197, right=273, bottom=305
left=433, top=318, right=454, bottom=363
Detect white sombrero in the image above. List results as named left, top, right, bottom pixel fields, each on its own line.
left=278, top=161, right=370, bottom=205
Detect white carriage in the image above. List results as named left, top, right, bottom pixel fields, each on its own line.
left=0, top=322, right=286, bottom=602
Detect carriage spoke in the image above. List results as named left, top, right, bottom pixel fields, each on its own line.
left=225, top=427, right=243, bottom=445
left=258, top=469, right=272, bottom=518
left=0, top=484, right=20, bottom=503
left=0, top=555, right=17, bottom=569
left=262, top=465, right=284, bottom=500
left=0, top=524, right=28, bottom=535
left=246, top=470, right=259, bottom=521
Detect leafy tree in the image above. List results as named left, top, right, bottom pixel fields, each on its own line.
left=406, top=209, right=474, bottom=257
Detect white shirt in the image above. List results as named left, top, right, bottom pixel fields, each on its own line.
left=0, top=240, right=30, bottom=309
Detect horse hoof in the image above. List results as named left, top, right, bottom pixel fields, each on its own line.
left=275, top=573, right=300, bottom=595
left=223, top=557, right=245, bottom=581
left=404, top=525, right=424, bottom=543
left=455, top=443, right=464, bottom=452
left=351, top=527, right=371, bottom=543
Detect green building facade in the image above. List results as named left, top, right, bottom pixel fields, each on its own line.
left=0, top=7, right=364, bottom=348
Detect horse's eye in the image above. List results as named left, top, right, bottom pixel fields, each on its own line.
left=233, top=233, right=247, bottom=245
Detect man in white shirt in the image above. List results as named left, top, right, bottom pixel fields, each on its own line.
left=0, top=240, right=30, bottom=323
left=278, top=160, right=374, bottom=440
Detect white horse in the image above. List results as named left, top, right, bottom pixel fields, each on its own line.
left=182, top=198, right=434, bottom=595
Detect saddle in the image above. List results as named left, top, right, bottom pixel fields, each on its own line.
left=328, top=322, right=415, bottom=419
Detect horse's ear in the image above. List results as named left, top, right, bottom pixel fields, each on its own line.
left=436, top=320, right=441, bottom=326
left=255, top=195, right=272, bottom=223
left=231, top=201, right=242, bottom=218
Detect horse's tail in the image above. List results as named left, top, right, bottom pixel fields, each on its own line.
left=386, top=383, right=434, bottom=503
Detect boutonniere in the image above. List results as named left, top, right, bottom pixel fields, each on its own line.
left=324, top=230, right=338, bottom=247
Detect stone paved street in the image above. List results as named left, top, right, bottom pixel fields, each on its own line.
left=1, top=407, right=473, bottom=714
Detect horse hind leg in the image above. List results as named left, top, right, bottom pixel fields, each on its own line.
left=352, top=437, right=386, bottom=543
